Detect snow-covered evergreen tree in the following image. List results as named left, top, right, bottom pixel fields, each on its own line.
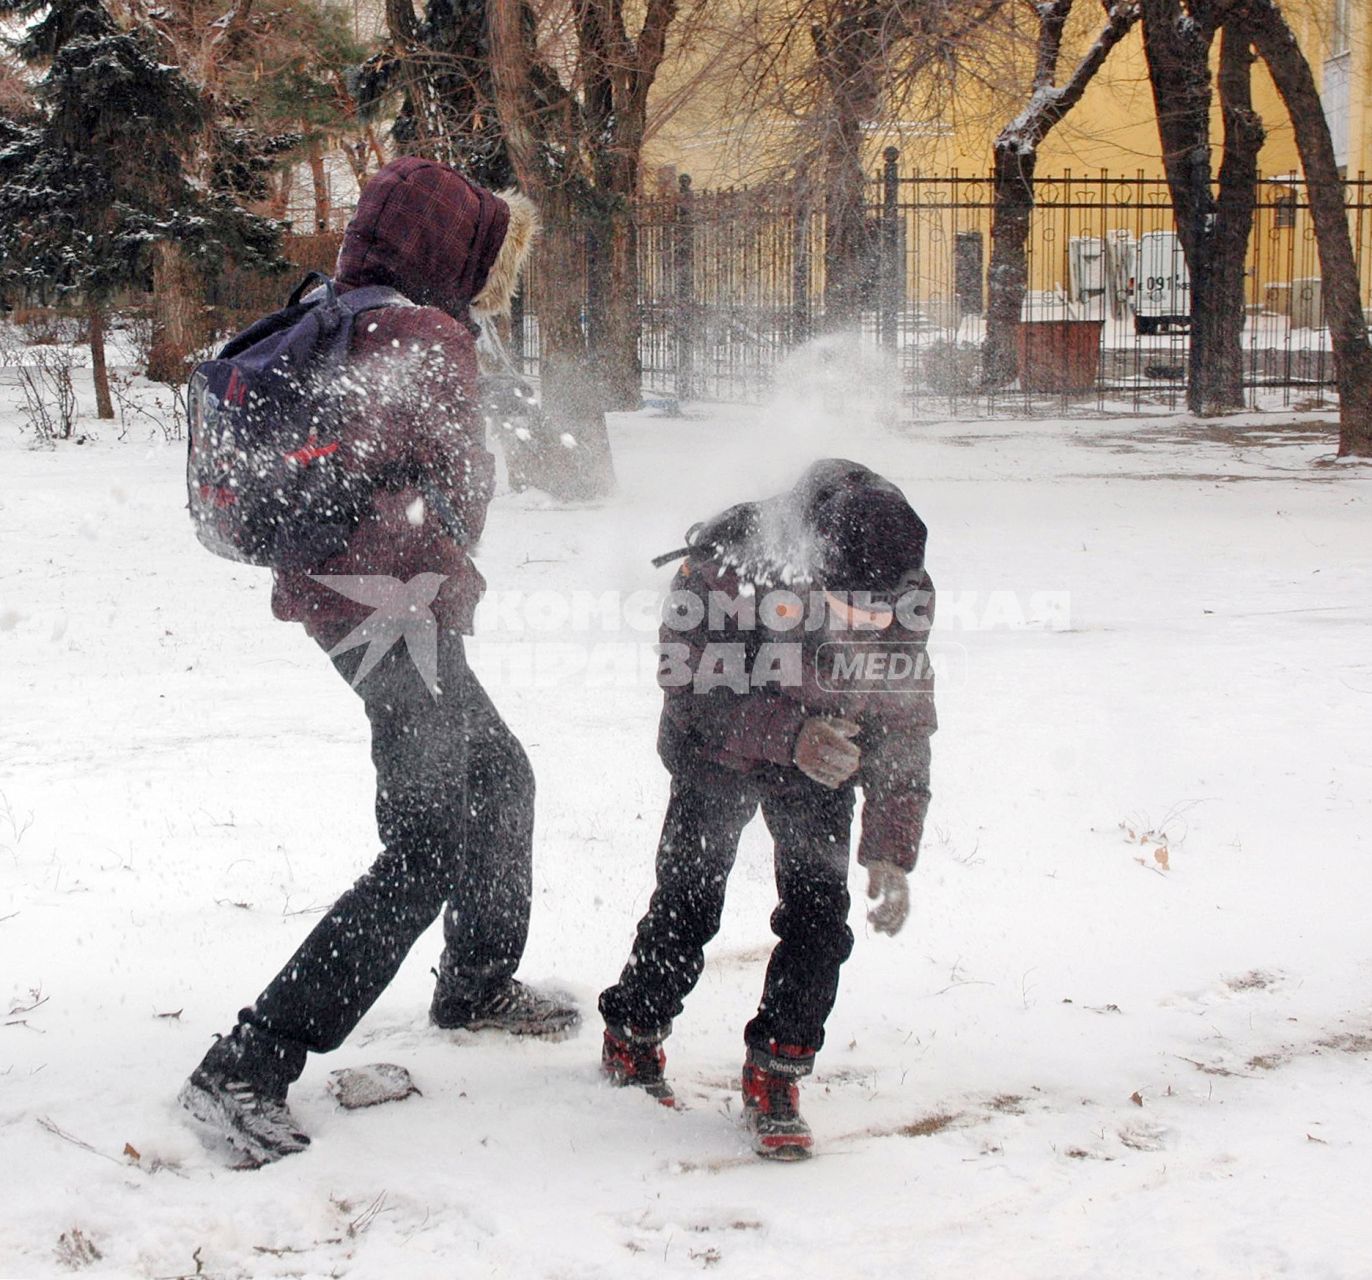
left=0, top=0, right=280, bottom=416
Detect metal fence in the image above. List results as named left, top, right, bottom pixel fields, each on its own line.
left=513, top=163, right=1371, bottom=416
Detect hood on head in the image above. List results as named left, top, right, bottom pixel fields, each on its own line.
left=792, top=460, right=925, bottom=592
left=682, top=458, right=924, bottom=592
left=788, top=458, right=900, bottom=514
left=336, top=158, right=537, bottom=318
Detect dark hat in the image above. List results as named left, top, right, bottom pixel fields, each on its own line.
left=815, top=486, right=927, bottom=592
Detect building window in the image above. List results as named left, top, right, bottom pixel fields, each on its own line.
left=1332, top=0, right=1352, bottom=56
left=1274, top=193, right=1298, bottom=229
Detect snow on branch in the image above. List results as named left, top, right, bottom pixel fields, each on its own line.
left=998, top=0, right=1140, bottom=152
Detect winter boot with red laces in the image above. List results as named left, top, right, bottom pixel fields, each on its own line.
left=602, top=1023, right=676, bottom=1106
left=741, top=1042, right=815, bottom=1160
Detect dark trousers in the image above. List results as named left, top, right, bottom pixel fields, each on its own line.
left=204, top=627, right=534, bottom=1096
left=599, top=764, right=855, bottom=1056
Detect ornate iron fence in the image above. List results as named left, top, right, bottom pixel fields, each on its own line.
left=512, top=163, right=1370, bottom=416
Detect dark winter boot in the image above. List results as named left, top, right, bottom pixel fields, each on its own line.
left=178, top=1065, right=311, bottom=1168
left=741, top=1042, right=815, bottom=1160
left=601, top=1024, right=676, bottom=1106
left=430, top=976, right=580, bottom=1037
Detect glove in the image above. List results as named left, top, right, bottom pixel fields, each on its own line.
left=866, top=861, right=909, bottom=936
left=793, top=717, right=861, bottom=789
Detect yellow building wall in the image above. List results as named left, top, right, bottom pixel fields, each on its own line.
left=640, top=5, right=1370, bottom=308
left=643, top=19, right=1303, bottom=188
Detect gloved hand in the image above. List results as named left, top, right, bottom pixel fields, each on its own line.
left=793, top=717, right=861, bottom=789
left=866, top=861, right=909, bottom=936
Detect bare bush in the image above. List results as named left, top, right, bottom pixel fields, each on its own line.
left=0, top=318, right=81, bottom=443
left=109, top=369, right=190, bottom=443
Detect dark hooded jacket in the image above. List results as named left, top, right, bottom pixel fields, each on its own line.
left=656, top=459, right=937, bottom=870
left=270, top=157, right=537, bottom=635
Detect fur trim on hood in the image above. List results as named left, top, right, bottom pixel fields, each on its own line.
left=471, top=189, right=539, bottom=318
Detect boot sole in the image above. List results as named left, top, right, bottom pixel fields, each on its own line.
left=601, top=1066, right=678, bottom=1107
left=439, top=1013, right=582, bottom=1038
left=755, top=1136, right=813, bottom=1161
left=745, top=1109, right=814, bottom=1160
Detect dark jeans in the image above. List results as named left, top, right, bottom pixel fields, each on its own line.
left=599, top=764, right=855, bottom=1058
left=202, top=626, right=534, bottom=1096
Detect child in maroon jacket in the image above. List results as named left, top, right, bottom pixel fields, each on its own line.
left=599, top=459, right=936, bottom=1159
left=179, top=159, right=575, bottom=1168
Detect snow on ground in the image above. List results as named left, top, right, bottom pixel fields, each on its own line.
left=2, top=357, right=1372, bottom=1279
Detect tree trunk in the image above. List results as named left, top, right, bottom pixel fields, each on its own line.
left=984, top=140, right=1038, bottom=388
left=532, top=191, right=617, bottom=498
left=267, top=166, right=292, bottom=222
left=488, top=0, right=616, bottom=497
left=308, top=137, right=331, bottom=233
left=89, top=304, right=113, bottom=420
left=983, top=2, right=1138, bottom=390
left=821, top=94, right=873, bottom=330
left=1235, top=0, right=1372, bottom=455
left=587, top=205, right=643, bottom=411
left=810, top=11, right=880, bottom=332
left=1140, top=0, right=1218, bottom=416
left=587, top=124, right=646, bottom=411
left=148, top=241, right=203, bottom=385
left=1206, top=25, right=1265, bottom=413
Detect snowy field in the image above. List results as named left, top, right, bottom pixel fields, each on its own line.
left=2, top=355, right=1372, bottom=1279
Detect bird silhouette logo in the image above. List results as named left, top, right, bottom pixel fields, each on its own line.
left=311, top=574, right=449, bottom=697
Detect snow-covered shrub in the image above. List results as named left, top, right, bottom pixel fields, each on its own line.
left=917, top=340, right=983, bottom=397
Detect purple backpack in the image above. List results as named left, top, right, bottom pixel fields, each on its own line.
left=187, top=272, right=410, bottom=569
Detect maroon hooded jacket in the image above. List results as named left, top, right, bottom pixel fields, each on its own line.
left=656, top=460, right=937, bottom=870
left=270, top=157, right=536, bottom=637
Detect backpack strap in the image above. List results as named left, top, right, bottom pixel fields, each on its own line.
left=312, top=283, right=414, bottom=374
left=338, top=285, right=414, bottom=316
left=651, top=545, right=693, bottom=569
left=287, top=271, right=335, bottom=308
left=287, top=275, right=412, bottom=317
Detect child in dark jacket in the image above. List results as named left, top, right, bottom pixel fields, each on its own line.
left=178, top=159, right=574, bottom=1169
left=599, top=458, right=936, bottom=1158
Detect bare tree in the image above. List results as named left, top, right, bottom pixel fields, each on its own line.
left=487, top=0, right=700, bottom=495
left=983, top=0, right=1139, bottom=388
left=728, top=0, right=1015, bottom=330
left=1210, top=23, right=1265, bottom=410
left=1222, top=0, right=1372, bottom=455
left=1140, top=0, right=1265, bottom=415
left=1141, top=0, right=1371, bottom=448
left=0, top=52, right=38, bottom=122
left=139, top=0, right=272, bottom=383
left=360, top=0, right=512, bottom=183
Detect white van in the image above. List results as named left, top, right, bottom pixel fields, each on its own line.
left=1134, top=231, right=1191, bottom=334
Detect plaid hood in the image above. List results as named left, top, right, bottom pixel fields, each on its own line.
left=335, top=157, right=535, bottom=318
